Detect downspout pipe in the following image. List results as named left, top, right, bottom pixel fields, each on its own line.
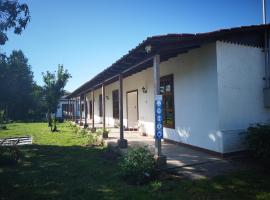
left=263, top=0, right=269, bottom=88
left=262, top=0, right=270, bottom=108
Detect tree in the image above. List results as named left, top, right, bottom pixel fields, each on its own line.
left=42, top=65, right=71, bottom=131
left=28, top=83, right=47, bottom=120
left=0, top=0, right=30, bottom=45
left=0, top=50, right=37, bottom=121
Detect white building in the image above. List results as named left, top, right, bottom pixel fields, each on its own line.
left=68, top=24, right=270, bottom=155
left=56, top=95, right=80, bottom=119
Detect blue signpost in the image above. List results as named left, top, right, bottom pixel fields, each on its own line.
left=155, top=95, right=163, bottom=139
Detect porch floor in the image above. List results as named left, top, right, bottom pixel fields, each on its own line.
left=73, top=121, right=241, bottom=179
left=105, top=128, right=241, bottom=180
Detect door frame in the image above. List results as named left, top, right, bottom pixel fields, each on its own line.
left=126, top=89, right=139, bottom=128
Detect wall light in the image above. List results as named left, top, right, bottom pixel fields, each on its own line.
left=142, top=86, right=147, bottom=94
left=145, top=45, right=152, bottom=53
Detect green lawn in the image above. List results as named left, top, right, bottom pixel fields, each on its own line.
left=0, top=122, right=270, bottom=200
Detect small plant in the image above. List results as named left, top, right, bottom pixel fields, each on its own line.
left=247, top=124, right=270, bottom=166
left=102, top=128, right=109, bottom=138
left=84, top=131, right=103, bottom=147
left=0, top=110, right=7, bottom=130
left=79, top=128, right=88, bottom=136
left=73, top=126, right=80, bottom=134
left=52, top=116, right=57, bottom=132
left=150, top=181, right=162, bottom=192
left=119, top=147, right=155, bottom=185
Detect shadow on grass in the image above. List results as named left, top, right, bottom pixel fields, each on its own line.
left=0, top=144, right=270, bottom=200
left=0, top=144, right=123, bottom=200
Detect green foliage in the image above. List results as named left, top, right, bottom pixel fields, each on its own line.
left=51, top=116, right=57, bottom=132
left=42, top=64, right=71, bottom=114
left=70, top=125, right=103, bottom=146
left=0, top=51, right=45, bottom=121
left=119, top=147, right=155, bottom=185
left=0, top=109, right=6, bottom=129
left=28, top=84, right=47, bottom=120
left=1, top=123, right=270, bottom=199
left=0, top=146, right=24, bottom=165
left=247, top=124, right=270, bottom=166
left=42, top=65, right=71, bottom=130
left=0, top=0, right=30, bottom=45
left=79, top=128, right=88, bottom=136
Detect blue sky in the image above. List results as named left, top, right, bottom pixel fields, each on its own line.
left=1, top=0, right=269, bottom=92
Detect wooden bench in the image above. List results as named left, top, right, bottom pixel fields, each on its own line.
left=0, top=136, right=32, bottom=146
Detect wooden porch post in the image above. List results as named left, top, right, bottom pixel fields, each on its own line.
left=102, top=84, right=108, bottom=138
left=84, top=93, right=88, bottom=128
left=153, top=54, right=167, bottom=168
left=79, top=96, right=82, bottom=125
left=71, top=99, right=73, bottom=121
left=102, top=84, right=106, bottom=130
left=117, top=73, right=127, bottom=148
left=91, top=89, right=95, bottom=131
left=75, top=99, right=77, bottom=123
left=67, top=99, right=70, bottom=120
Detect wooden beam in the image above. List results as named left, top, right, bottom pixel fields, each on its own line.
left=153, top=55, right=161, bottom=156
left=117, top=73, right=127, bottom=148
left=73, top=99, right=75, bottom=121
left=102, top=84, right=106, bottom=130
left=92, top=89, right=95, bottom=129
left=67, top=99, right=70, bottom=120
left=153, top=54, right=167, bottom=168
left=84, top=94, right=88, bottom=128
left=79, top=96, right=82, bottom=125
left=74, top=99, right=77, bottom=123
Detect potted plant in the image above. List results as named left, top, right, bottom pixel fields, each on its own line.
left=102, top=128, right=109, bottom=138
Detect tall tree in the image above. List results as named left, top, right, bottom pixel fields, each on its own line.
left=0, top=0, right=30, bottom=45
left=0, top=50, right=35, bottom=120
left=28, top=83, right=47, bottom=120
left=42, top=65, right=71, bottom=131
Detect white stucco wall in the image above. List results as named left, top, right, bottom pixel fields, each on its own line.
left=80, top=41, right=270, bottom=154
left=117, top=43, right=221, bottom=152
left=56, top=101, right=64, bottom=118
left=160, top=43, right=220, bottom=152
left=85, top=82, right=120, bottom=125
left=105, top=82, right=120, bottom=126
left=56, top=99, right=68, bottom=118
left=216, top=41, right=270, bottom=153
left=86, top=88, right=102, bottom=124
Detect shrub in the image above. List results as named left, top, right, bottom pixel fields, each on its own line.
left=247, top=124, right=270, bottom=166
left=102, top=128, right=110, bottom=138
left=83, top=131, right=103, bottom=146
left=119, top=147, right=155, bottom=185
left=74, top=126, right=80, bottom=134
left=79, top=128, right=88, bottom=136
left=0, top=146, right=24, bottom=165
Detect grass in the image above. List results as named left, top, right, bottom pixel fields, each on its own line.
left=0, top=122, right=270, bottom=200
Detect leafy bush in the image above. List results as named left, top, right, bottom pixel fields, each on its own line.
left=70, top=125, right=103, bottom=146
left=79, top=128, right=88, bottom=136
left=247, top=124, right=270, bottom=166
left=85, top=130, right=103, bottom=146
left=0, top=110, right=7, bottom=130
left=119, top=147, right=155, bottom=185
left=73, top=126, right=80, bottom=134
left=0, top=146, right=24, bottom=165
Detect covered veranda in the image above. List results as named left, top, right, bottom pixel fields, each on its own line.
left=64, top=25, right=267, bottom=169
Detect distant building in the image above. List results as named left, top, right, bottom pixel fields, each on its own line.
left=56, top=93, right=80, bottom=119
